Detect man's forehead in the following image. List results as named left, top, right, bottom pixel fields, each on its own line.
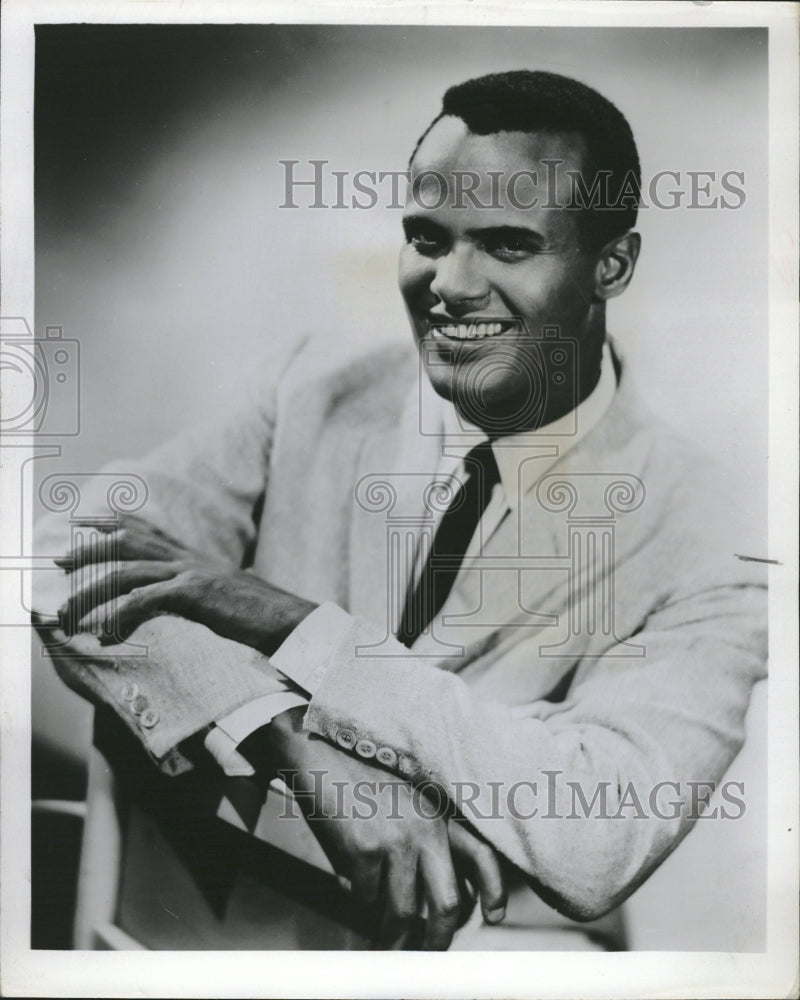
left=411, top=115, right=587, bottom=179
left=406, top=115, right=587, bottom=234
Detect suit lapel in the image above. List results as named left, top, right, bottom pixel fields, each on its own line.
left=428, top=476, right=569, bottom=661
left=347, top=380, right=445, bottom=633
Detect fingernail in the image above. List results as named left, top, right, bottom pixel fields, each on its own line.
left=487, top=906, right=506, bottom=924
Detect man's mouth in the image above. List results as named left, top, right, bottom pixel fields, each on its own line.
left=428, top=319, right=517, bottom=341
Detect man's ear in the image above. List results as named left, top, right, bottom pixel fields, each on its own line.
left=593, top=231, right=641, bottom=300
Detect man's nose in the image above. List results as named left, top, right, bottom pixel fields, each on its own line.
left=429, top=246, right=490, bottom=314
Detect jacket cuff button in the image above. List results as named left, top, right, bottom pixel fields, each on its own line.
left=131, top=694, right=149, bottom=715
left=140, top=709, right=160, bottom=729
left=376, top=747, right=397, bottom=767
left=355, top=739, right=376, bottom=758
left=335, top=728, right=356, bottom=750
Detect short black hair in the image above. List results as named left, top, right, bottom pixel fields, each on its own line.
left=411, top=70, right=641, bottom=251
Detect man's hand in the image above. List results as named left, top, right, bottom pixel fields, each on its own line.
left=55, top=514, right=316, bottom=655
left=249, top=706, right=507, bottom=950
left=58, top=516, right=508, bottom=948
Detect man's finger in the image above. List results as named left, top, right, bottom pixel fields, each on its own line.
left=455, top=871, right=478, bottom=928
left=376, top=851, right=418, bottom=949
left=54, top=528, right=116, bottom=571
left=73, top=513, right=179, bottom=542
left=349, top=852, right=384, bottom=910
left=70, top=518, right=118, bottom=534
left=111, top=513, right=183, bottom=542
left=111, top=578, right=186, bottom=641
left=72, top=596, right=124, bottom=642
left=56, top=527, right=187, bottom=571
left=419, top=842, right=461, bottom=951
left=61, top=561, right=181, bottom=631
left=76, top=580, right=177, bottom=642
left=448, top=821, right=507, bottom=925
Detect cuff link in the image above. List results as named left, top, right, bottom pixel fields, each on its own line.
left=376, top=746, right=398, bottom=768
left=355, top=739, right=376, bottom=759
left=335, top=728, right=356, bottom=750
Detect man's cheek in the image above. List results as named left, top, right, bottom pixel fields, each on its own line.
left=398, top=249, right=423, bottom=289
left=399, top=251, right=434, bottom=292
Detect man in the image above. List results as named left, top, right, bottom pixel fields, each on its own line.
left=35, top=70, right=767, bottom=950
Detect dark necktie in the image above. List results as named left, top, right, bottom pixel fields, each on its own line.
left=396, top=441, right=500, bottom=648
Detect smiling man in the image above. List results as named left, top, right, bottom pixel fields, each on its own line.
left=402, top=71, right=640, bottom=438
left=35, top=70, right=767, bottom=952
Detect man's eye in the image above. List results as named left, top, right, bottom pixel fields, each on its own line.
left=482, top=237, right=534, bottom=261
left=403, top=224, right=445, bottom=256
left=408, top=233, right=443, bottom=255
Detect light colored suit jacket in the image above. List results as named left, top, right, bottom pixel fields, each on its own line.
left=35, top=332, right=767, bottom=932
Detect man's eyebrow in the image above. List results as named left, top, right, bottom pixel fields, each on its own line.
left=464, top=224, right=548, bottom=249
left=402, top=217, right=549, bottom=249
left=402, top=214, right=446, bottom=233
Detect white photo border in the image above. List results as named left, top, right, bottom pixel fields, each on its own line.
left=1, top=2, right=797, bottom=998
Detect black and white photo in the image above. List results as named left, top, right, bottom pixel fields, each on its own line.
left=1, top=3, right=797, bottom=998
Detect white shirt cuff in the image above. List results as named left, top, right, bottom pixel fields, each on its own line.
left=205, top=690, right=310, bottom=776
left=204, top=602, right=353, bottom=776
left=270, top=601, right=355, bottom=695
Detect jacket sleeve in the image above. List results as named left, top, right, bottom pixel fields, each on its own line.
left=285, top=575, right=767, bottom=921
left=33, top=339, right=308, bottom=773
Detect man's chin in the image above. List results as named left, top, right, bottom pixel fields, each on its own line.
left=422, top=364, right=458, bottom=404
left=422, top=363, right=545, bottom=434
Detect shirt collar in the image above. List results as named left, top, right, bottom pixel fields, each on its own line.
left=440, top=341, right=617, bottom=509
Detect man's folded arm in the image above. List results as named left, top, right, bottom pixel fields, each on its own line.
left=262, top=582, right=767, bottom=922
left=33, top=610, right=305, bottom=775
left=32, top=338, right=311, bottom=771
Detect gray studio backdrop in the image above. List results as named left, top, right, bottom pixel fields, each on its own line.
left=33, top=24, right=767, bottom=950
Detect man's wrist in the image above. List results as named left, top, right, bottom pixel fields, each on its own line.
left=258, top=593, right=318, bottom=656
left=238, top=703, right=308, bottom=772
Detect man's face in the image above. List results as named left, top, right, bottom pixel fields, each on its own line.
left=399, top=116, right=604, bottom=434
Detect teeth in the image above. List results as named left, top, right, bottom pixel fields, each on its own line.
left=433, top=321, right=509, bottom=340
